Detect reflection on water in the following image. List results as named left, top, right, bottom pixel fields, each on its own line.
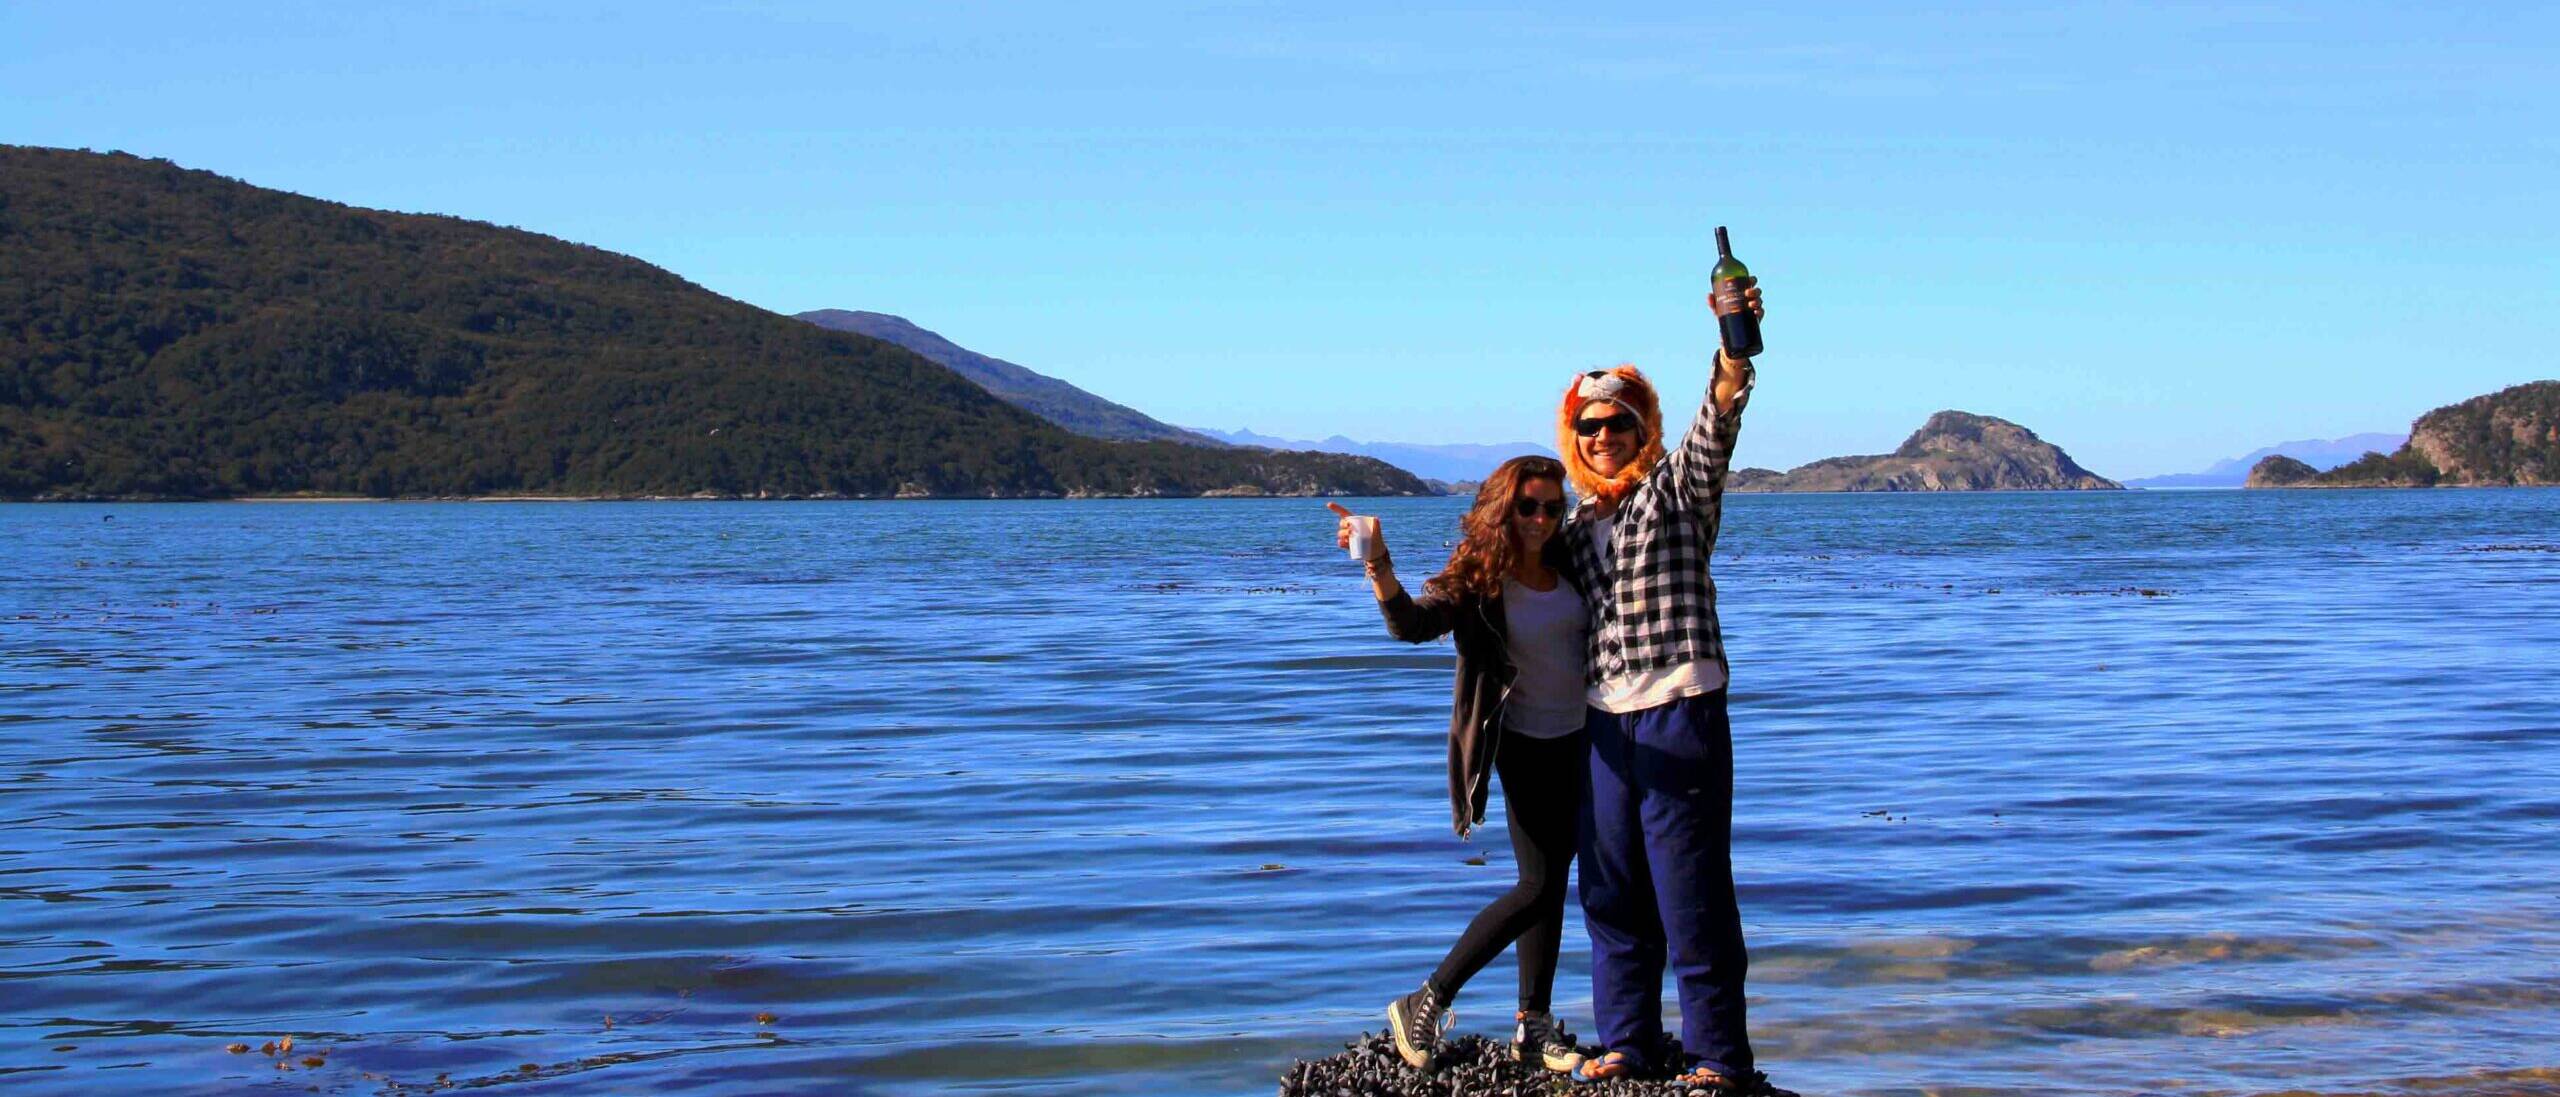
left=1, top=490, right=2556, bottom=1096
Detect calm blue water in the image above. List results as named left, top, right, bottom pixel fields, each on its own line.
left=3, top=490, right=2557, bottom=1096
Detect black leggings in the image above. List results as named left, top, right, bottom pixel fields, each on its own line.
left=1426, top=727, right=1587, bottom=1013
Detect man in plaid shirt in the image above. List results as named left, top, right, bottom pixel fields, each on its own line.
left=1555, top=281, right=1788, bottom=1095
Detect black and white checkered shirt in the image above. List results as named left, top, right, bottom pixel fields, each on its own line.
left=1562, top=363, right=1754, bottom=687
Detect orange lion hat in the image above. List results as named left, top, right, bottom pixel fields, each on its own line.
left=1557, top=365, right=1666, bottom=510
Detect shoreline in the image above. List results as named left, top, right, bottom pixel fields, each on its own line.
left=6, top=491, right=1452, bottom=504
left=8, top=483, right=2551, bottom=504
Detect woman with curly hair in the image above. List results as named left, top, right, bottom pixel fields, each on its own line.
left=1325, top=454, right=1589, bottom=1075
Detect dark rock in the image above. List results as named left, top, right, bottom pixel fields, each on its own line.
left=1280, top=1031, right=1734, bottom=1097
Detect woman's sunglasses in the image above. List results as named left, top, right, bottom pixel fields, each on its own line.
left=1572, top=411, right=1641, bottom=437
left=1512, top=498, right=1568, bottom=519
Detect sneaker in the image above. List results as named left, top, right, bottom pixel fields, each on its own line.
left=1511, top=1009, right=1583, bottom=1073
left=1384, top=984, right=1451, bottom=1069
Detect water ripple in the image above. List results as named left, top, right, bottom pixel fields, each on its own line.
left=1, top=491, right=2555, bottom=1095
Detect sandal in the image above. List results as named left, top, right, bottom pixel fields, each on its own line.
left=1672, top=1064, right=1799, bottom=1096
left=1570, top=1050, right=1642, bottom=1083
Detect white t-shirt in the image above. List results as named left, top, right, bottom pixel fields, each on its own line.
left=1502, top=578, right=1589, bottom=738
left=1582, top=516, right=1729, bottom=714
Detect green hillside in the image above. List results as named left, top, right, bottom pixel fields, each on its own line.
left=0, top=147, right=1426, bottom=500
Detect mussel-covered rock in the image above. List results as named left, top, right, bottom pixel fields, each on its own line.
left=1278, top=1031, right=1731, bottom=1096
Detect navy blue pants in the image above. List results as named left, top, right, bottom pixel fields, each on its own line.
left=1579, top=689, right=1752, bottom=1075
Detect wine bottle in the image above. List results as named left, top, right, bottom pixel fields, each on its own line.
left=1712, top=226, right=1762, bottom=359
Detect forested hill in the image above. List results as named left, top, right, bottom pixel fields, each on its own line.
left=0, top=147, right=1427, bottom=499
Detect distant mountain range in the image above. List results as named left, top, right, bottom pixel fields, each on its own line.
left=2123, top=433, right=2407, bottom=488
left=1183, top=428, right=1555, bottom=484
left=796, top=310, right=1222, bottom=447
left=2248, top=381, right=2557, bottom=488
left=0, top=147, right=1428, bottom=500
left=1730, top=411, right=2120, bottom=492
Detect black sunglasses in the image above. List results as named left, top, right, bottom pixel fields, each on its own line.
left=1572, top=411, right=1641, bottom=437
left=1512, top=498, right=1568, bottom=519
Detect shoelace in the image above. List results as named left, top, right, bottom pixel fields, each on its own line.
left=1418, top=987, right=1454, bottom=1039
left=1518, top=1012, right=1573, bottom=1050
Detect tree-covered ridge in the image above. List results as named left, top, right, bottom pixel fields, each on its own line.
left=0, top=147, right=1427, bottom=500
left=2255, top=381, right=2558, bottom=488
left=2304, top=448, right=2444, bottom=487
left=797, top=309, right=1220, bottom=446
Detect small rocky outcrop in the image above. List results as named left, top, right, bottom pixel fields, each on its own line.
left=1731, top=411, right=2119, bottom=492
left=2244, top=455, right=2319, bottom=487
left=1727, top=467, right=1785, bottom=491
left=1280, top=1031, right=1731, bottom=1097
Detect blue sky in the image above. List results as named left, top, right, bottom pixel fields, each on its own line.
left=7, top=2, right=2554, bottom=477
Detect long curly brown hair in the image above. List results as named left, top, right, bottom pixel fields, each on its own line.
left=1422, top=455, right=1569, bottom=602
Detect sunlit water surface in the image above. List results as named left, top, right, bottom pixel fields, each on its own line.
left=3, top=490, right=2556, bottom=1096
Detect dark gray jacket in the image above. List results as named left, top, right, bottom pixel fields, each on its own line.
left=1375, top=545, right=1581, bottom=838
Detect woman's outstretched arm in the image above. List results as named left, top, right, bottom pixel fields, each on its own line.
left=1329, top=503, right=1456, bottom=642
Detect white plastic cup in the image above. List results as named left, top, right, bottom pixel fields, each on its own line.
left=1346, top=515, right=1379, bottom=562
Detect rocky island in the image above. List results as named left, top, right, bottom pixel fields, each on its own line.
left=2246, top=381, right=2558, bottom=488
left=1731, top=411, right=2120, bottom=492
left=2243, top=455, right=2320, bottom=487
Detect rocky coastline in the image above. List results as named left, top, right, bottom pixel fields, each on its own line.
left=2246, top=381, right=2557, bottom=488
left=16, top=486, right=1420, bottom=503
